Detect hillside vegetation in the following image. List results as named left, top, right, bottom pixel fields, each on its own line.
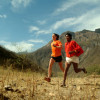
left=0, top=46, right=44, bottom=72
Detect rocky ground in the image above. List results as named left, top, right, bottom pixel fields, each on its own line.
left=34, top=76, right=100, bottom=100
left=0, top=69, right=100, bottom=100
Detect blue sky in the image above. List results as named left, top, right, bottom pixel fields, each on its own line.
left=0, top=0, right=100, bottom=52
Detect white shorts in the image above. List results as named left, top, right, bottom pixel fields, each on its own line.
left=66, top=56, right=79, bottom=64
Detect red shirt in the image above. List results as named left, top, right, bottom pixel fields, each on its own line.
left=65, top=40, right=84, bottom=57
left=51, top=40, right=62, bottom=57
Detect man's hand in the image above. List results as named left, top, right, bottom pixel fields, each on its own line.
left=53, top=44, right=56, bottom=47
left=69, top=51, right=75, bottom=54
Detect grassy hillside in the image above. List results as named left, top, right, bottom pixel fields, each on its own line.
left=0, top=45, right=44, bottom=72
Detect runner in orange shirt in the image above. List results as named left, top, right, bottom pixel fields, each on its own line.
left=44, top=33, right=64, bottom=82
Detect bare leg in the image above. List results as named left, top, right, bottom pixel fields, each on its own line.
left=62, top=61, right=71, bottom=86
left=58, top=61, right=64, bottom=72
left=72, top=62, right=87, bottom=73
left=48, top=58, right=55, bottom=78
left=73, top=62, right=82, bottom=73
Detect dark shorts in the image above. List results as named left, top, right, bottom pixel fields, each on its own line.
left=51, top=56, right=62, bottom=62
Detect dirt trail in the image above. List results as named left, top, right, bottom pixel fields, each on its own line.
left=0, top=70, right=100, bottom=100
left=35, top=76, right=100, bottom=100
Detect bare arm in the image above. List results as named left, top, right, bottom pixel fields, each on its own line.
left=53, top=44, right=62, bottom=49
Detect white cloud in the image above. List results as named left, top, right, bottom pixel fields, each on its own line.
left=0, top=40, right=8, bottom=44
left=29, top=18, right=75, bottom=34
left=30, top=7, right=100, bottom=34
left=29, top=0, right=100, bottom=35
left=0, top=14, right=7, bottom=18
left=51, top=18, right=75, bottom=30
left=52, top=1, right=77, bottom=15
left=51, top=7, right=100, bottom=31
left=29, top=26, right=39, bottom=32
left=29, top=25, right=52, bottom=34
left=72, top=8, right=100, bottom=31
left=28, top=39, right=44, bottom=43
left=37, top=20, right=46, bottom=25
left=36, top=29, right=52, bottom=34
left=0, top=40, right=34, bottom=52
left=52, top=0, right=100, bottom=15
left=11, top=0, right=32, bottom=8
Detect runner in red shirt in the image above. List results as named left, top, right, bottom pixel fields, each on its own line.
left=61, top=32, right=87, bottom=87
left=44, top=33, right=64, bottom=82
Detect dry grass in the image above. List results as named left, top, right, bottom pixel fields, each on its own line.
left=0, top=67, right=100, bottom=100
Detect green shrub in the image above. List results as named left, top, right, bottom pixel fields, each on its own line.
left=87, top=65, right=100, bottom=75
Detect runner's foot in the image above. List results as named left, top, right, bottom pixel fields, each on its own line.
left=44, top=77, right=51, bottom=82
left=60, top=84, right=66, bottom=87
left=82, top=68, right=87, bottom=73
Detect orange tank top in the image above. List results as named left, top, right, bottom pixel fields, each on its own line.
left=51, top=40, right=62, bottom=57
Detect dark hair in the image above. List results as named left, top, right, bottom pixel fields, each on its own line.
left=65, top=32, right=72, bottom=40
left=53, top=33, right=59, bottom=40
